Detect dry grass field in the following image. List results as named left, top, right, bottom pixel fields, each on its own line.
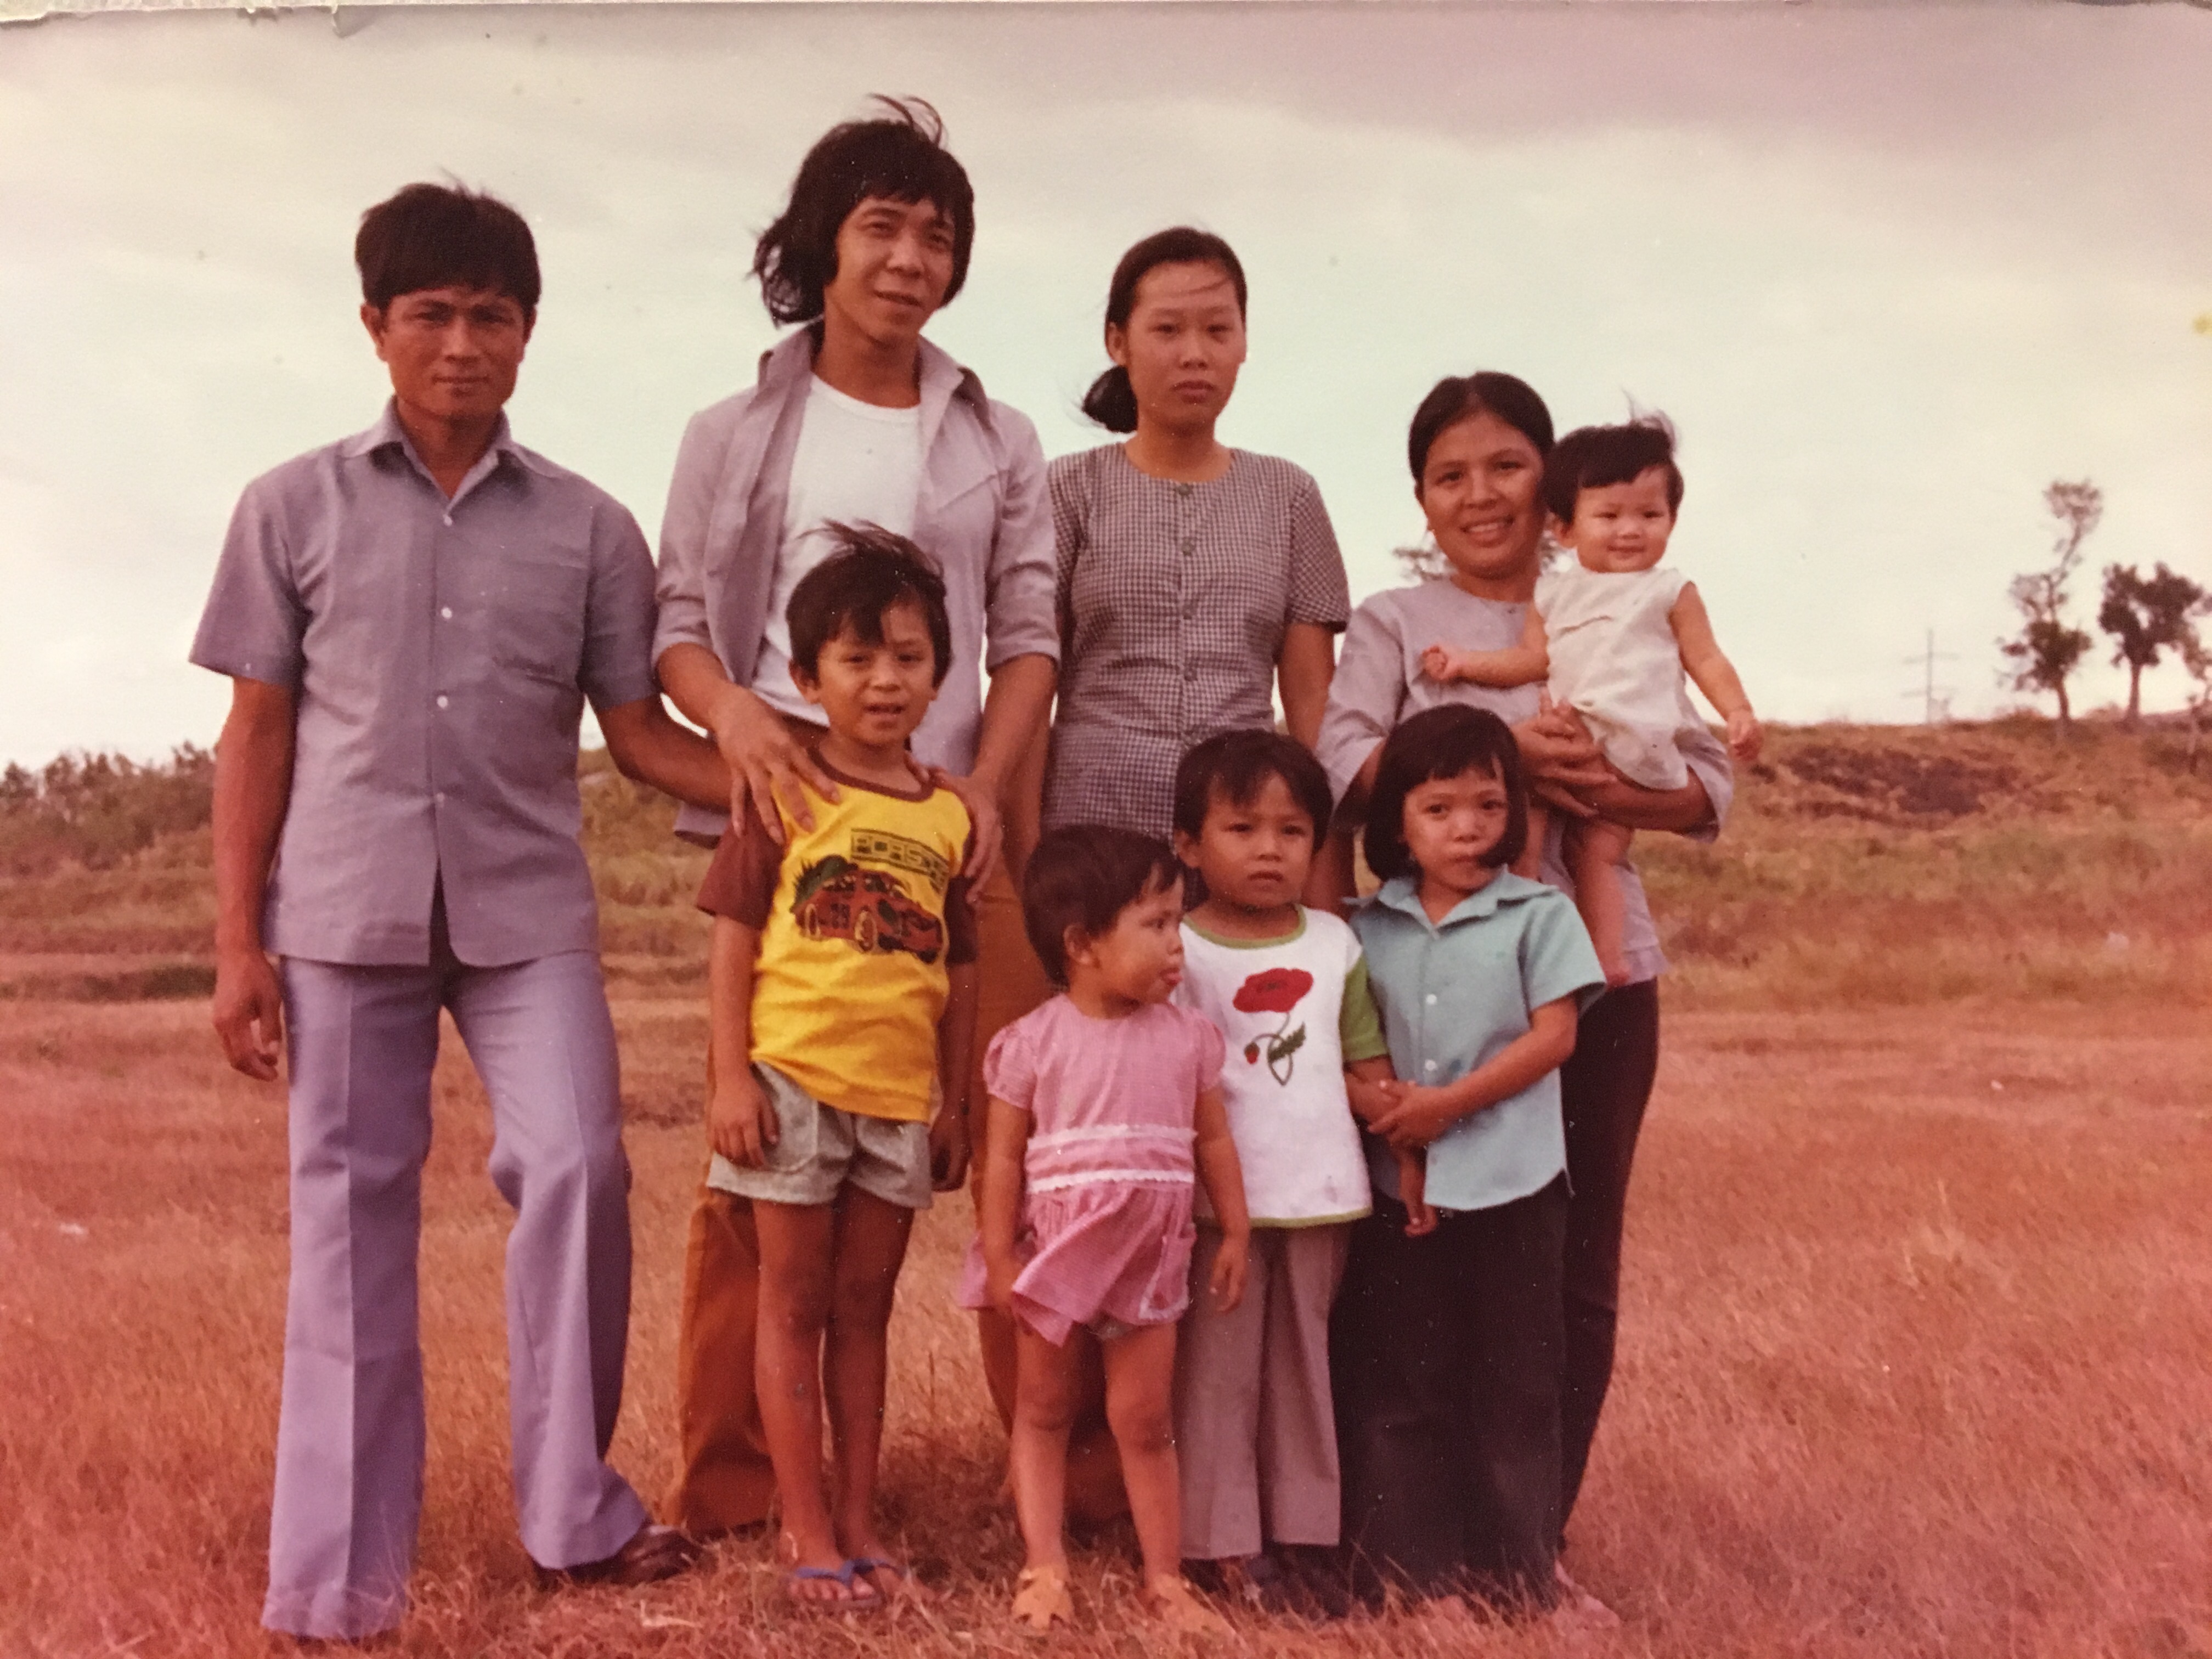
left=3, top=721, right=2209, bottom=1658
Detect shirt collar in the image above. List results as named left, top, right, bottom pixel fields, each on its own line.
left=754, top=325, right=996, bottom=433
left=340, top=400, right=529, bottom=474
left=1368, top=870, right=1553, bottom=930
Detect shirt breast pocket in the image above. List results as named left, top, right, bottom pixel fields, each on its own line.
left=491, top=545, right=591, bottom=685
left=916, top=442, right=998, bottom=558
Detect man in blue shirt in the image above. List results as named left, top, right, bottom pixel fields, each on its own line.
left=194, top=183, right=726, bottom=1640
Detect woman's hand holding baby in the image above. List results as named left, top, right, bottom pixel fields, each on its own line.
left=1514, top=697, right=1613, bottom=818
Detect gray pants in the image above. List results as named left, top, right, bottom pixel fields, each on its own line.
left=263, top=947, right=648, bottom=1639
left=1173, top=1223, right=1351, bottom=1561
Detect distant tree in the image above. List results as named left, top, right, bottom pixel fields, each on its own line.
left=2097, top=562, right=2210, bottom=730
left=2179, top=626, right=2212, bottom=775
left=1999, top=480, right=2101, bottom=728
left=1393, top=537, right=1449, bottom=583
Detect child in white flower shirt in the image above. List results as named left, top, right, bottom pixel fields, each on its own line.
left=1166, top=730, right=1418, bottom=1617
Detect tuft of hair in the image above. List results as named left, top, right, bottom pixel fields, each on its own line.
left=785, top=523, right=953, bottom=686
left=1171, top=729, right=1332, bottom=846
left=1542, top=413, right=1683, bottom=524
left=1362, top=704, right=1529, bottom=883
left=1080, top=226, right=1247, bottom=433
left=1020, top=825, right=1183, bottom=988
left=356, top=182, right=541, bottom=317
left=1407, top=371, right=1554, bottom=486
left=752, top=95, right=975, bottom=326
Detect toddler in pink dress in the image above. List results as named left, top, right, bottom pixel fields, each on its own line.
left=959, top=996, right=1221, bottom=1343
left=961, top=825, right=1250, bottom=1636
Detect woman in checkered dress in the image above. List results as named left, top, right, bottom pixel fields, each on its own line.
left=972, top=228, right=1354, bottom=1529
left=1039, top=227, right=1352, bottom=845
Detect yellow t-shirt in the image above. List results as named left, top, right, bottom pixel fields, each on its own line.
left=696, top=764, right=974, bottom=1123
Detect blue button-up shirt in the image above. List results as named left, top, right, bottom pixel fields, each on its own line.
left=1350, top=871, right=1606, bottom=1213
left=190, top=403, right=660, bottom=967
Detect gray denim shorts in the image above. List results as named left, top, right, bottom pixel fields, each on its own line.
left=705, top=1062, right=934, bottom=1211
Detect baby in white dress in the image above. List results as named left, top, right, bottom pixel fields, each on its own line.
left=1423, top=416, right=1760, bottom=983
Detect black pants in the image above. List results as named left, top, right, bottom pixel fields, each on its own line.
left=1331, top=1177, right=1567, bottom=1608
left=1557, top=977, right=1662, bottom=1534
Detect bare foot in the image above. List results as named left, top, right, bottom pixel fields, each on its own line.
left=1552, top=1560, right=1622, bottom=1632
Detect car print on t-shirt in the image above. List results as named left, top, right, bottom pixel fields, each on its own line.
left=791, top=855, right=946, bottom=965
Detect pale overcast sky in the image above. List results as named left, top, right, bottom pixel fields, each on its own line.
left=2, top=2, right=2208, bottom=765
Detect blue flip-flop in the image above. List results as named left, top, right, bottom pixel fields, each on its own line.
left=850, top=1555, right=928, bottom=1601
left=783, top=1557, right=885, bottom=1613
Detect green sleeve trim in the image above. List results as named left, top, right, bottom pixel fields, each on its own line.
left=1340, top=957, right=1390, bottom=1063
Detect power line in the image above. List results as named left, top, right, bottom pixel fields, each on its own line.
left=1903, top=629, right=1958, bottom=724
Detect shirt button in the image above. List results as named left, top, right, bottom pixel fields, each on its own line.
left=1181, top=539, right=1195, bottom=555
left=433, top=791, right=445, bottom=804
left=1425, top=994, right=1438, bottom=1006
left=1424, top=1060, right=1438, bottom=1073
left=1183, top=667, right=1198, bottom=683
left=1175, top=483, right=1193, bottom=499
left=436, top=695, right=450, bottom=709
left=442, top=515, right=454, bottom=528
left=440, top=606, right=453, bottom=620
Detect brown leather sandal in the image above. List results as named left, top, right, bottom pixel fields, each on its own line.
left=1144, top=1573, right=1231, bottom=1638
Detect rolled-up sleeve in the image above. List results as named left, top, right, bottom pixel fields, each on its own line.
left=652, top=407, right=723, bottom=669
left=190, top=479, right=307, bottom=690
left=1314, top=597, right=1408, bottom=805
left=1285, top=470, right=1350, bottom=630
left=581, top=500, right=661, bottom=712
left=981, top=408, right=1059, bottom=671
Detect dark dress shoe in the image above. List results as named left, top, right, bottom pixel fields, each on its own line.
left=534, top=1523, right=701, bottom=1588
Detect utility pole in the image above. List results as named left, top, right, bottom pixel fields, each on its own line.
left=1903, top=629, right=1957, bottom=725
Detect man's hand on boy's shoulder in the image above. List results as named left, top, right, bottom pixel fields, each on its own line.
left=928, top=1104, right=972, bottom=1193
left=917, top=763, right=1003, bottom=891
left=707, top=1065, right=777, bottom=1168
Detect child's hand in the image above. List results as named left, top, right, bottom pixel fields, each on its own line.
left=1345, top=1072, right=1407, bottom=1126
left=708, top=1066, right=776, bottom=1168
left=929, top=1103, right=972, bottom=1193
left=1395, top=1149, right=1438, bottom=1238
left=1370, top=1084, right=1464, bottom=1151
left=1419, top=644, right=1466, bottom=684
left=1209, top=1229, right=1250, bottom=1314
left=1726, top=709, right=1763, bottom=763
left=983, top=1252, right=1020, bottom=1316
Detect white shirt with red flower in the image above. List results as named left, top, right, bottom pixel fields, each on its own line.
left=1175, top=907, right=1383, bottom=1227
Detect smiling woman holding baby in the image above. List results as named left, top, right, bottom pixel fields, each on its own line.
left=1314, top=373, right=1742, bottom=1607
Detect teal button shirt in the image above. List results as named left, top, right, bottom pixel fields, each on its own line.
left=1350, top=871, right=1606, bottom=1214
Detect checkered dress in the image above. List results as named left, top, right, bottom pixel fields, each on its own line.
left=1042, top=445, right=1350, bottom=842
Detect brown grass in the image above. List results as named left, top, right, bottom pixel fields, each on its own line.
left=3, top=720, right=2209, bottom=1656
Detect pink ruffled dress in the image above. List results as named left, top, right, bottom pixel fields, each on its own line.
left=958, top=996, right=1225, bottom=1346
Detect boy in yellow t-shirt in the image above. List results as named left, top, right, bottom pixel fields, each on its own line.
left=696, top=526, right=978, bottom=1610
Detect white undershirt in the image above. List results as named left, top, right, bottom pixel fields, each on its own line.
left=749, top=376, right=926, bottom=723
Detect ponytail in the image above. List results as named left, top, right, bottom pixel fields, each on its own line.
left=1080, top=364, right=1139, bottom=433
